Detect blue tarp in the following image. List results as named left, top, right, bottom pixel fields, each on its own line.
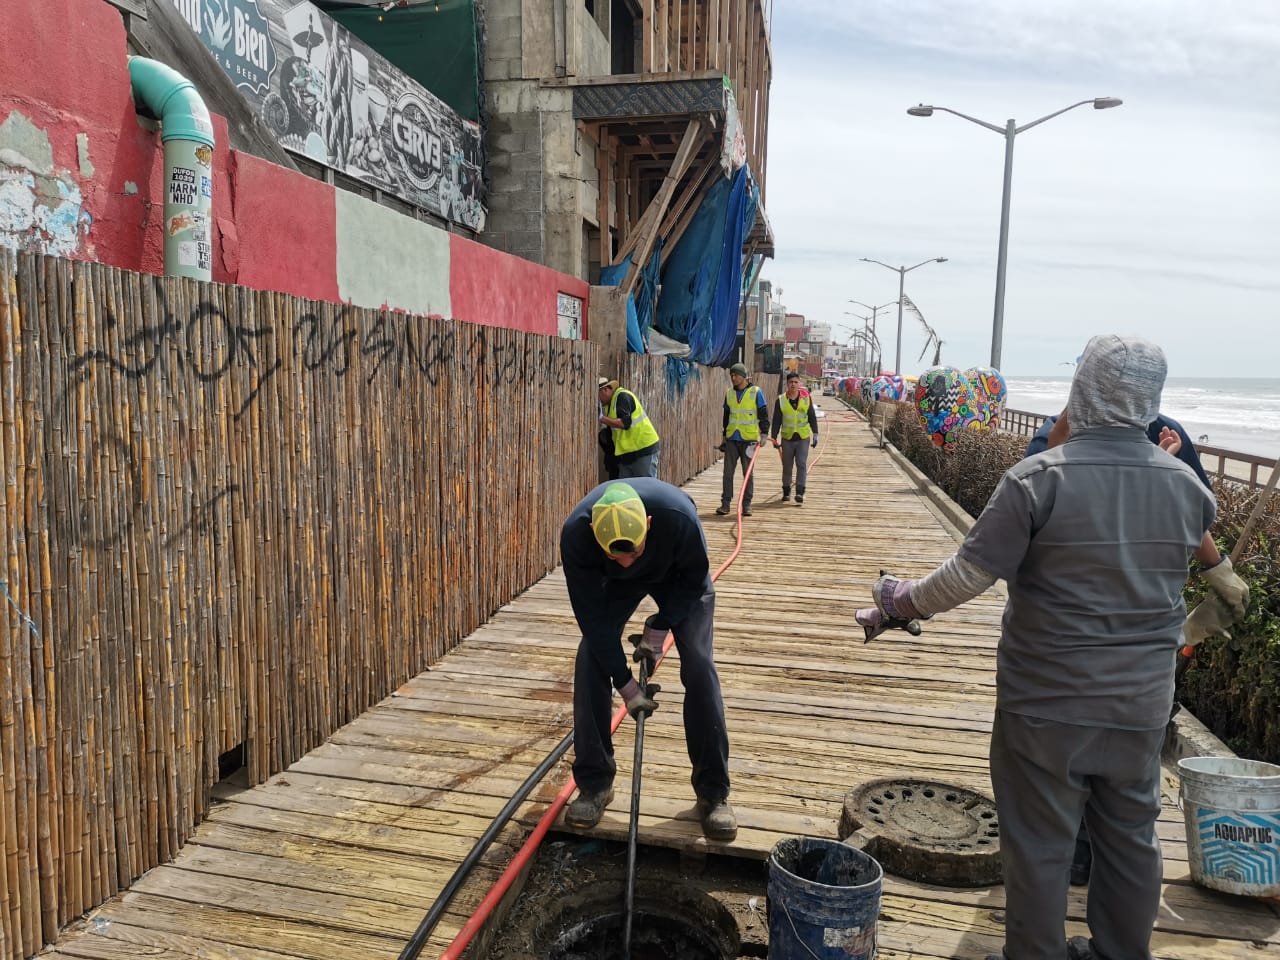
left=598, top=243, right=662, bottom=355
left=653, top=166, right=759, bottom=366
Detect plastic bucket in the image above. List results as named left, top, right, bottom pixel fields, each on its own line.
left=767, top=837, right=882, bottom=960
left=1177, top=756, right=1280, bottom=897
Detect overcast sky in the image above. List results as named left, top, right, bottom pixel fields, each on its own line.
left=763, top=0, right=1280, bottom=378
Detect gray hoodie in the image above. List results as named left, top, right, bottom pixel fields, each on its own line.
left=958, top=335, right=1215, bottom=728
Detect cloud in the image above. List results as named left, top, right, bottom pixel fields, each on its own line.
left=761, top=1, right=1280, bottom=377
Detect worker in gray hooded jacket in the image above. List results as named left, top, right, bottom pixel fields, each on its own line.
left=856, top=335, right=1216, bottom=960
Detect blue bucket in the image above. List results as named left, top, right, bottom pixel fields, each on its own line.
left=767, top=837, right=882, bottom=960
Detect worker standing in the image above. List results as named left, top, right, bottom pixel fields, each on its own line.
left=717, top=362, right=769, bottom=516
left=770, top=371, right=819, bottom=503
left=855, top=336, right=1215, bottom=960
left=598, top=378, right=661, bottom=479
left=560, top=479, right=737, bottom=840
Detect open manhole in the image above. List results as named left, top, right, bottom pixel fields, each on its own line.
left=485, top=841, right=761, bottom=960
left=840, top=778, right=1002, bottom=887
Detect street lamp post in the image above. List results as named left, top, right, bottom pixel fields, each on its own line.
left=848, top=299, right=897, bottom=373
left=858, top=258, right=947, bottom=374
left=907, top=97, right=1123, bottom=369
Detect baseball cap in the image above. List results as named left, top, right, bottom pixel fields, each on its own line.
left=590, top=482, right=649, bottom=553
left=729, top=362, right=748, bottom=377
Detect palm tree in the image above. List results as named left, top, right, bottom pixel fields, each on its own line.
left=903, top=294, right=943, bottom=366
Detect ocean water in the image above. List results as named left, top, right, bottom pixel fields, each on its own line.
left=1003, top=377, right=1280, bottom=461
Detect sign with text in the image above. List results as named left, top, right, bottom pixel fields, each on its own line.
left=170, top=0, right=486, bottom=229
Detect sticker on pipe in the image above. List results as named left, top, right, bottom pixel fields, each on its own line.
left=169, top=167, right=198, bottom=206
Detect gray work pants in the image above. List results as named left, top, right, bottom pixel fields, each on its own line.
left=720, top=439, right=758, bottom=508
left=617, top=447, right=659, bottom=479
left=989, top=710, right=1164, bottom=960
left=779, top=436, right=811, bottom=494
left=572, top=587, right=731, bottom=804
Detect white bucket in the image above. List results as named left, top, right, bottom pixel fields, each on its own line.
left=1177, top=756, right=1280, bottom=897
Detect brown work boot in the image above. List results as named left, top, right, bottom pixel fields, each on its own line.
left=696, top=798, right=738, bottom=841
left=564, top=787, right=614, bottom=829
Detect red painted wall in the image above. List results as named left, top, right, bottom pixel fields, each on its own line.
left=449, top=233, right=590, bottom=336
left=1, top=0, right=585, bottom=336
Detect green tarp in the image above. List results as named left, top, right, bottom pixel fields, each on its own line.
left=319, top=0, right=481, bottom=122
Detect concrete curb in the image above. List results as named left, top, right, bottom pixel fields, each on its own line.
left=868, top=426, right=1235, bottom=764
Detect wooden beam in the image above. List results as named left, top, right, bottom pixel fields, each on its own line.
left=620, top=118, right=704, bottom=292
left=656, top=151, right=718, bottom=240
left=707, top=0, right=721, bottom=71
left=643, top=0, right=655, bottom=72
left=596, top=125, right=613, bottom=268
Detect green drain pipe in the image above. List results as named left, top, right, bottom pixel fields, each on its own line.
left=128, top=56, right=215, bottom=281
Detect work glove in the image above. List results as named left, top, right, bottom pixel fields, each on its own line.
left=1182, top=594, right=1235, bottom=649
left=853, top=606, right=923, bottom=643
left=618, top=677, right=660, bottom=720
left=629, top=617, right=667, bottom=670
left=872, top=574, right=929, bottom=622
left=1200, top=556, right=1249, bottom=619
left=810, top=436, right=818, bottom=449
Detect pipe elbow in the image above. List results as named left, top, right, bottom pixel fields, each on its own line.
left=127, top=56, right=215, bottom=147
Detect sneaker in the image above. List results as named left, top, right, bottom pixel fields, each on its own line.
left=781, top=492, right=791, bottom=502
left=795, top=494, right=805, bottom=504
left=696, top=798, right=738, bottom=841
left=715, top=505, right=731, bottom=516
left=564, top=787, right=614, bottom=829
left=1067, top=936, right=1094, bottom=960
left=742, top=506, right=753, bottom=516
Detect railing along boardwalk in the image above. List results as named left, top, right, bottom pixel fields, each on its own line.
left=41, top=408, right=1279, bottom=959
left=1000, top=407, right=1277, bottom=488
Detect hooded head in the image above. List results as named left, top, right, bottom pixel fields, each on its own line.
left=1066, top=335, right=1166, bottom=431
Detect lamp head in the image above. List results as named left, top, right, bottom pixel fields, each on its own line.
left=935, top=257, right=948, bottom=263
left=907, top=104, right=934, bottom=117
left=1093, top=97, right=1123, bottom=110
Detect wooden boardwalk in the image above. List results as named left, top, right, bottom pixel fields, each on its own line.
left=41, top=406, right=1279, bottom=960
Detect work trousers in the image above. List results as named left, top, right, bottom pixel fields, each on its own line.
left=617, top=446, right=659, bottom=479
left=720, top=439, right=758, bottom=509
left=779, top=436, right=811, bottom=494
left=572, top=587, right=731, bottom=805
left=989, top=710, right=1164, bottom=960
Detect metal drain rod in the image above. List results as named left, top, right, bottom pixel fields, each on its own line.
left=622, top=656, right=653, bottom=958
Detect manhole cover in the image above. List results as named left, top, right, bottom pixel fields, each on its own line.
left=839, top=778, right=1002, bottom=887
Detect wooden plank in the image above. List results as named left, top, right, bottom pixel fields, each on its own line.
left=620, top=117, right=705, bottom=292
left=595, top=125, right=612, bottom=266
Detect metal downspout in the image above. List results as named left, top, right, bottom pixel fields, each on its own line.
left=127, top=56, right=216, bottom=280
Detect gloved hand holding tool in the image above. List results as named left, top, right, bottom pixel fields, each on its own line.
left=630, top=615, right=667, bottom=673
left=854, top=571, right=929, bottom=643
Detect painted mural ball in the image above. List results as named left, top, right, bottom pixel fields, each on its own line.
left=915, top=366, right=979, bottom=448
left=964, top=366, right=1008, bottom=431
left=872, top=374, right=905, bottom=402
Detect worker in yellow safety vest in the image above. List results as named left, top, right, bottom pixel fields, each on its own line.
left=598, top=377, right=661, bottom=478
left=716, top=362, right=770, bottom=516
left=770, top=370, right=820, bottom=503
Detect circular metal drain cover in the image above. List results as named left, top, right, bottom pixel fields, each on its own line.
left=839, top=778, right=1002, bottom=887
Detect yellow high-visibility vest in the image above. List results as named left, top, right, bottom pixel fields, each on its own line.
left=777, top=393, right=813, bottom=440
left=608, top=388, right=660, bottom=454
left=725, top=385, right=762, bottom=440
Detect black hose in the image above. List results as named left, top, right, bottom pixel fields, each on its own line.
left=397, top=728, right=575, bottom=960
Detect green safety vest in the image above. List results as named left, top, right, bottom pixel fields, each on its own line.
left=608, top=388, right=660, bottom=455
left=777, top=393, right=812, bottom=440
left=725, top=385, right=762, bottom=440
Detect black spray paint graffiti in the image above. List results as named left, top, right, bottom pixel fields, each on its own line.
left=57, top=277, right=588, bottom=551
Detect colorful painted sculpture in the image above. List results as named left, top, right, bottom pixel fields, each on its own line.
left=965, top=366, right=1008, bottom=430
left=871, top=374, right=905, bottom=402
left=914, top=366, right=980, bottom=447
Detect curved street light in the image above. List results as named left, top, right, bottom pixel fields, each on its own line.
left=848, top=298, right=898, bottom=367
left=850, top=328, right=882, bottom=377
left=907, top=97, right=1123, bottom=369
left=859, top=257, right=948, bottom=374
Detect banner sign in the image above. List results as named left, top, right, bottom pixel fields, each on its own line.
left=170, top=0, right=486, bottom=230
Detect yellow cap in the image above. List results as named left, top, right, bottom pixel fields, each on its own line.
left=591, top=482, right=648, bottom=553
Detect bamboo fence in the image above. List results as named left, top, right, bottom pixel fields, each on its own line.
left=0, top=251, right=735, bottom=959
